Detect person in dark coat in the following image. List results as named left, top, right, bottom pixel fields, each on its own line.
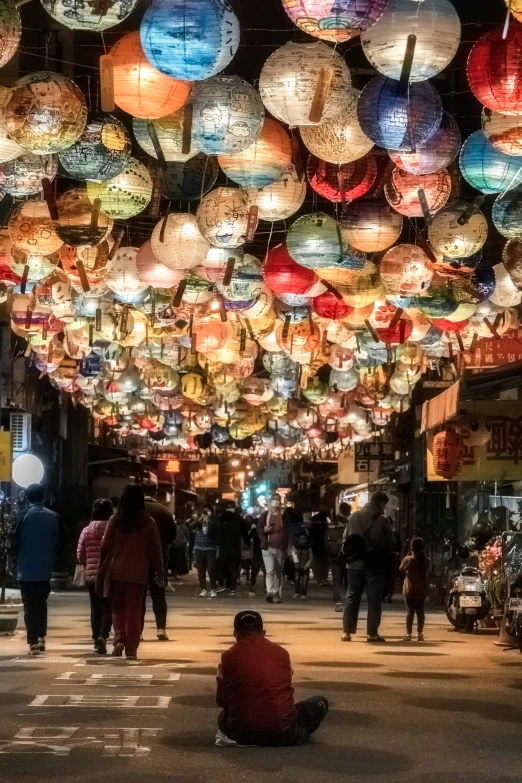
left=400, top=537, right=430, bottom=641
left=8, top=483, right=65, bottom=655
left=140, top=480, right=176, bottom=641
left=309, top=512, right=329, bottom=586
left=218, top=502, right=249, bottom=595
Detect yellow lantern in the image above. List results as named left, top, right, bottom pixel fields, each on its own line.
left=87, top=158, right=153, bottom=219
left=0, top=86, right=24, bottom=163
left=133, top=111, right=200, bottom=162
left=9, top=199, right=63, bottom=256
left=55, top=187, right=113, bottom=247
left=181, top=372, right=205, bottom=400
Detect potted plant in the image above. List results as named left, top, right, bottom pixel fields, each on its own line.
left=0, top=499, right=21, bottom=635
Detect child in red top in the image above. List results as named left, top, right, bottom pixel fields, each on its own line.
left=399, top=537, right=431, bottom=642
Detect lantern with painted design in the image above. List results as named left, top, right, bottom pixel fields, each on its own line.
left=384, top=167, right=451, bottom=218
left=9, top=199, right=63, bottom=256
left=432, top=428, right=464, bottom=479
left=428, top=201, right=488, bottom=258
left=243, top=165, right=306, bottom=222
left=59, top=113, right=131, bottom=182
left=306, top=153, right=378, bottom=203
left=0, top=153, right=58, bottom=198
left=300, top=91, right=373, bottom=164
left=41, top=0, right=138, bottom=30
left=196, top=187, right=250, bottom=248
left=86, top=158, right=153, bottom=219
left=218, top=118, right=291, bottom=188
left=55, top=188, right=113, bottom=247
left=482, top=109, right=522, bottom=156
left=105, top=247, right=148, bottom=304
left=150, top=213, right=210, bottom=270
left=379, top=245, right=433, bottom=296
left=389, top=113, right=460, bottom=175
left=281, top=0, right=387, bottom=42
left=459, top=131, right=522, bottom=194
left=133, top=111, right=199, bottom=163
left=286, top=213, right=342, bottom=269
left=340, top=199, right=403, bottom=253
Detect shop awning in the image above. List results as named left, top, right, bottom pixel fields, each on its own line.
left=420, top=380, right=460, bottom=433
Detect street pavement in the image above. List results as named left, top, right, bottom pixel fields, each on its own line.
left=0, top=573, right=520, bottom=783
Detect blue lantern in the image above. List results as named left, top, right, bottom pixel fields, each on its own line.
left=492, top=185, right=522, bottom=238
left=140, top=0, right=240, bottom=82
left=460, top=131, right=522, bottom=195
left=357, top=76, right=442, bottom=152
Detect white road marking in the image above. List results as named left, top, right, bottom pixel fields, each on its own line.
left=3, top=657, right=81, bottom=664
left=27, top=695, right=172, bottom=708
left=0, top=725, right=161, bottom=755
left=55, top=672, right=181, bottom=686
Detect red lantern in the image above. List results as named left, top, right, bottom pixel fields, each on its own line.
left=384, top=167, right=451, bottom=218
left=431, top=317, right=469, bottom=333
left=468, top=23, right=522, bottom=115
left=264, top=243, right=318, bottom=296
left=370, top=301, right=413, bottom=345
left=306, top=153, right=378, bottom=203
left=432, top=428, right=464, bottom=479
left=312, top=290, right=353, bottom=320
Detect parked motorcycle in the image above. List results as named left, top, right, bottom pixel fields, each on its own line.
left=446, top=566, right=490, bottom=633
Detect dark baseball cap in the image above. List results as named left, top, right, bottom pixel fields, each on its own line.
left=233, top=610, right=263, bottom=634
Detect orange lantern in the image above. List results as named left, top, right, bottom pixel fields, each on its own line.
left=384, top=167, right=452, bottom=218
left=432, top=429, right=464, bottom=479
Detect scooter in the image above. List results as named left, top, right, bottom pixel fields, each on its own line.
left=446, top=566, right=490, bottom=633
left=505, top=575, right=522, bottom=652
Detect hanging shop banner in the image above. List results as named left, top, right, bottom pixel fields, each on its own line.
left=461, top=332, right=522, bottom=369
left=354, top=442, right=394, bottom=471
left=427, top=402, right=522, bottom=481
left=0, top=432, right=12, bottom=481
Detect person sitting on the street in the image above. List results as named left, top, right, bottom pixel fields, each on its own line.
left=215, top=610, right=328, bottom=747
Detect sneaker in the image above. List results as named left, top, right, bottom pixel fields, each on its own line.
left=199, top=589, right=208, bottom=597
left=317, top=697, right=329, bottom=717
left=28, top=644, right=41, bottom=656
left=293, top=593, right=300, bottom=600
left=96, top=636, right=107, bottom=655
left=216, top=586, right=227, bottom=593
left=248, top=591, right=255, bottom=598
left=300, top=595, right=307, bottom=600
left=157, top=629, right=169, bottom=641
left=367, top=635, right=386, bottom=643
left=214, top=729, right=255, bottom=748
left=417, top=633, right=425, bottom=642
left=273, top=596, right=282, bottom=604
left=334, top=602, right=343, bottom=613
left=265, top=594, right=274, bottom=603
left=37, top=637, right=46, bottom=652
left=112, top=643, right=124, bottom=657
left=210, top=590, right=217, bottom=598
left=341, top=633, right=351, bottom=642
left=403, top=634, right=412, bottom=642
left=228, top=590, right=236, bottom=596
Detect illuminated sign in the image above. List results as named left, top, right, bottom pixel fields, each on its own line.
left=165, top=459, right=180, bottom=473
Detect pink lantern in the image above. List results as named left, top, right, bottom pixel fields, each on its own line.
left=136, top=240, right=184, bottom=288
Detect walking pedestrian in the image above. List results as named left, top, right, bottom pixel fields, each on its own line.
left=310, top=512, right=329, bottom=586
left=258, top=494, right=290, bottom=603
left=342, top=491, right=395, bottom=643
left=291, top=516, right=312, bottom=600
left=8, top=483, right=65, bottom=656
left=77, top=498, right=114, bottom=654
left=192, top=505, right=219, bottom=598
left=141, top=480, right=176, bottom=641
left=218, top=502, right=248, bottom=595
left=327, top=506, right=350, bottom=612
left=400, top=537, right=430, bottom=641
left=98, top=485, right=164, bottom=659
left=216, top=611, right=328, bottom=747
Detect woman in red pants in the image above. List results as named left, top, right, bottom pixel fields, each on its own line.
left=98, top=485, right=164, bottom=659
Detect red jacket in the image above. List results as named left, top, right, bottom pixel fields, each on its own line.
left=216, top=635, right=296, bottom=735
left=77, top=520, right=109, bottom=583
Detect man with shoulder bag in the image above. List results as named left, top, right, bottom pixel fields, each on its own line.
left=341, top=491, right=395, bottom=643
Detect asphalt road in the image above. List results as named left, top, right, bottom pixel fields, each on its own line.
left=0, top=574, right=520, bottom=783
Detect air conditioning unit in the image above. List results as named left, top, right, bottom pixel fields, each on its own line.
left=10, top=411, right=31, bottom=453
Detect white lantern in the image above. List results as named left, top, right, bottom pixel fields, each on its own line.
left=490, top=263, right=522, bottom=307
left=428, top=202, right=488, bottom=259
left=12, top=454, right=44, bottom=487
left=105, top=247, right=149, bottom=303
left=196, top=186, right=250, bottom=248
left=243, top=164, right=306, bottom=222
left=151, top=213, right=210, bottom=270
left=300, top=91, right=373, bottom=164
left=86, top=158, right=153, bottom=219
left=259, top=41, right=352, bottom=127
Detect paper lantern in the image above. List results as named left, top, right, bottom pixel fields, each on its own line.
left=141, top=0, right=239, bottom=81
left=150, top=213, right=210, bottom=270
left=110, top=32, right=191, bottom=120
left=384, top=167, right=451, bottom=218
left=9, top=250, right=59, bottom=282
left=312, top=291, right=353, bottom=320
left=3, top=72, right=87, bottom=154
left=286, top=213, right=342, bottom=269
left=0, top=86, right=24, bottom=163
left=55, top=188, right=113, bottom=247
left=492, top=186, right=522, bottom=239
left=217, top=254, right=264, bottom=301
left=218, top=118, right=291, bottom=188
left=300, top=91, right=373, bottom=165
left=455, top=413, right=491, bottom=447
left=181, top=372, right=205, bottom=401
left=340, top=199, right=403, bottom=253
left=161, top=154, right=219, bottom=201
left=0, top=0, right=20, bottom=67
left=105, top=247, right=148, bottom=304
left=259, top=42, right=352, bottom=127
left=0, top=152, right=58, bottom=197
left=361, top=0, right=460, bottom=82
left=432, top=428, right=464, bottom=479
left=243, top=165, right=306, bottom=223
left=379, top=245, right=433, bottom=296
left=389, top=113, right=461, bottom=175
left=9, top=199, right=63, bottom=256
left=196, top=187, right=250, bottom=248
left=281, top=0, right=387, bottom=42
left=276, top=318, right=321, bottom=355
left=133, top=111, right=199, bottom=162
left=263, top=244, right=319, bottom=296
left=135, top=240, right=185, bottom=289
left=191, top=76, right=264, bottom=156
left=370, top=301, right=413, bottom=344
left=41, top=0, right=138, bottom=29
left=86, top=158, right=153, bottom=219
left=459, top=131, right=522, bottom=195
left=482, top=109, right=522, bottom=156
left=502, top=238, right=522, bottom=290
left=468, top=24, right=522, bottom=115
left=306, top=153, right=377, bottom=203
left=59, top=113, right=131, bottom=182
left=428, top=201, right=488, bottom=258
left=490, top=263, right=522, bottom=307
left=357, top=76, right=442, bottom=152
left=198, top=246, right=244, bottom=284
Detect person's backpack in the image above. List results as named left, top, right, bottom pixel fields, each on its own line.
left=343, top=511, right=380, bottom=564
